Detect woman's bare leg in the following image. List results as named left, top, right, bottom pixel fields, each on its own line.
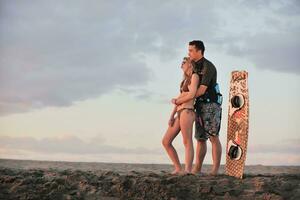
left=162, top=116, right=182, bottom=174
left=179, top=109, right=195, bottom=173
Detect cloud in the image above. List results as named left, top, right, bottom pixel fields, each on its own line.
left=117, top=87, right=170, bottom=104
left=0, top=135, right=162, bottom=155
left=215, top=0, right=300, bottom=74
left=240, top=0, right=300, bottom=16
left=248, top=138, right=300, bottom=155
left=1, top=134, right=299, bottom=157
left=0, top=1, right=157, bottom=116
left=227, top=31, right=300, bottom=74
left=0, top=0, right=299, bottom=116
left=0, top=0, right=220, bottom=116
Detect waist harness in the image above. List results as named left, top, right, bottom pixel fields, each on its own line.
left=196, top=83, right=223, bottom=105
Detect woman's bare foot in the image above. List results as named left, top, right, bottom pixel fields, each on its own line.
left=170, top=169, right=183, bottom=175
left=209, top=168, right=219, bottom=176
left=191, top=165, right=201, bottom=174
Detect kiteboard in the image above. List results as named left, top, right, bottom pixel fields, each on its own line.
left=225, top=70, right=249, bottom=179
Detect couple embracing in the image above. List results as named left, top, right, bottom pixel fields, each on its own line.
left=162, top=40, right=223, bottom=175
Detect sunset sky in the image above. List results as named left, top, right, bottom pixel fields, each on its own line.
left=0, top=0, right=299, bottom=165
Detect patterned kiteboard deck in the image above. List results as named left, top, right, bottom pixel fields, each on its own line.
left=225, top=70, right=249, bottom=179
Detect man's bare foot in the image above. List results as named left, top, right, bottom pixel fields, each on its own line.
left=170, top=169, right=183, bottom=175
left=182, top=170, right=194, bottom=175
left=209, top=169, right=218, bottom=176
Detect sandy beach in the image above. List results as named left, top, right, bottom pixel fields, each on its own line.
left=0, top=158, right=299, bottom=200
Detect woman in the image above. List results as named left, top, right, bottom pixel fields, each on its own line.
left=162, top=56, right=200, bottom=175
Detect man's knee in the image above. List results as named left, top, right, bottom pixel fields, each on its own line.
left=197, top=139, right=207, bottom=146
left=209, top=135, right=220, bottom=143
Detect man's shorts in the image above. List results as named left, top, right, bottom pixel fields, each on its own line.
left=194, top=101, right=222, bottom=141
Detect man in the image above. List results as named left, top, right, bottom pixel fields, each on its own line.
left=175, top=40, right=222, bottom=175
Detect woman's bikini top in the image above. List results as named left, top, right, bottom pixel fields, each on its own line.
left=180, top=77, right=191, bottom=93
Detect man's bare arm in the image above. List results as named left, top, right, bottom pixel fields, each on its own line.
left=195, top=85, right=208, bottom=98
left=176, top=84, right=208, bottom=105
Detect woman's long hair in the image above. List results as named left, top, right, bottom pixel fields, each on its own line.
left=180, top=57, right=194, bottom=92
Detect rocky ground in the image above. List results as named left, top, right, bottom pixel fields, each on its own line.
left=0, top=159, right=299, bottom=200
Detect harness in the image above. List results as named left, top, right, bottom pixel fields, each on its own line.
left=196, top=83, right=223, bottom=105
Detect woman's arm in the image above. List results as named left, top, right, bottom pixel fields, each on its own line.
left=170, top=104, right=178, bottom=118
left=168, top=104, right=178, bottom=126
left=170, top=90, right=190, bottom=105
left=177, top=92, right=189, bottom=98
left=175, top=73, right=199, bottom=105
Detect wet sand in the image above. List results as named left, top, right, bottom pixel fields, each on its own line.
left=0, top=158, right=299, bottom=199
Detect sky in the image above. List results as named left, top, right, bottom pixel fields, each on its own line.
left=0, top=0, right=299, bottom=166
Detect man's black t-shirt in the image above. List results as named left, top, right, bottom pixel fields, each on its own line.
left=192, top=57, right=217, bottom=102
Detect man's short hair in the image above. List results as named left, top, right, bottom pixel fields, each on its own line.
left=189, top=40, right=205, bottom=54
